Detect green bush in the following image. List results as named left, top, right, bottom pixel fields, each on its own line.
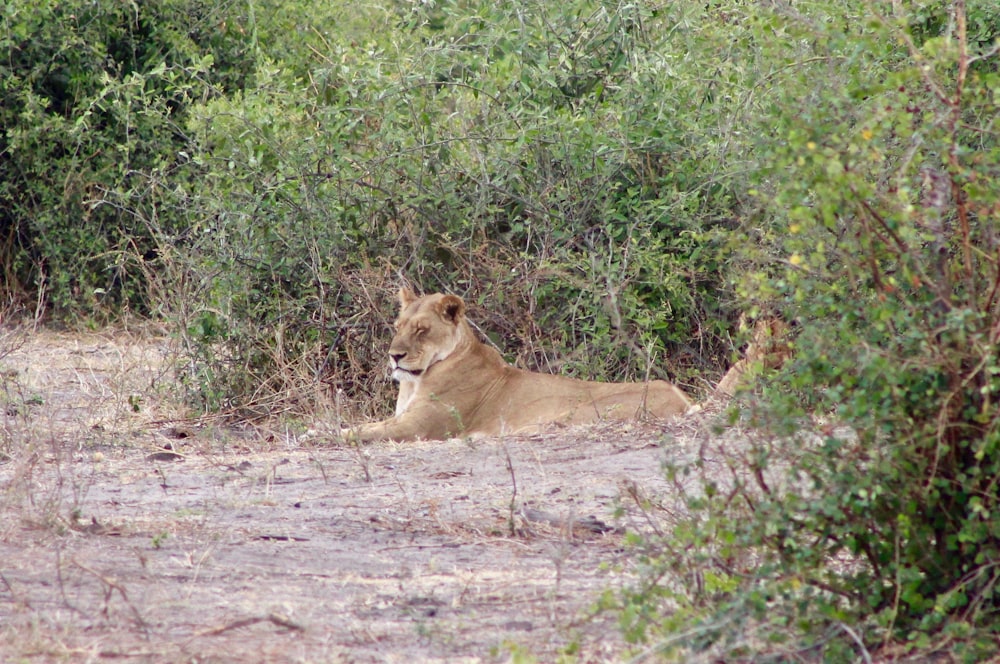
left=2, top=0, right=748, bottom=411
left=0, top=0, right=255, bottom=319
left=158, top=0, right=745, bottom=416
left=621, top=1, right=1000, bottom=659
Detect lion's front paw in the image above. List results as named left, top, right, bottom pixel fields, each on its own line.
left=300, top=425, right=354, bottom=444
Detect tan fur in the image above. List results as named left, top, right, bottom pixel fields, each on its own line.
left=714, top=317, right=790, bottom=397
left=344, top=289, right=693, bottom=442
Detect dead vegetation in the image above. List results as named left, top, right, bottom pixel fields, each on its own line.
left=0, top=328, right=715, bottom=662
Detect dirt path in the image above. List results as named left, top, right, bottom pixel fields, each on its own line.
left=0, top=330, right=703, bottom=662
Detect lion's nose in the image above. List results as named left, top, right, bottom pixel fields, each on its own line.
left=390, top=352, right=406, bottom=365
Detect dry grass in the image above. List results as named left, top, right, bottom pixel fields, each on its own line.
left=0, top=327, right=718, bottom=663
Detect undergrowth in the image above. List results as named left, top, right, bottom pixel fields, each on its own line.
left=617, top=2, right=1000, bottom=660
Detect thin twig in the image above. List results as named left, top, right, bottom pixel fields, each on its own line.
left=503, top=443, right=518, bottom=536
left=948, top=1, right=975, bottom=289
left=196, top=612, right=305, bottom=637
left=838, top=622, right=873, bottom=664
left=72, top=559, right=150, bottom=637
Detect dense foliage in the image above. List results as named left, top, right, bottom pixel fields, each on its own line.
left=616, top=1, right=1000, bottom=660
left=0, top=0, right=255, bottom=317
left=4, top=0, right=746, bottom=413
left=4, top=0, right=1000, bottom=657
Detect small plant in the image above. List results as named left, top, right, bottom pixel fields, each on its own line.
left=494, top=641, right=538, bottom=664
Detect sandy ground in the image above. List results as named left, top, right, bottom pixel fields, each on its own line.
left=0, top=329, right=709, bottom=663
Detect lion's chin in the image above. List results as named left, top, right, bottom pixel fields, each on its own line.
left=392, top=368, right=423, bottom=382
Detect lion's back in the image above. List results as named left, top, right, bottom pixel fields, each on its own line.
left=463, top=369, right=690, bottom=435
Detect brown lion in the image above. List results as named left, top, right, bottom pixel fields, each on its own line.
left=713, top=317, right=790, bottom=398
left=342, top=289, right=693, bottom=442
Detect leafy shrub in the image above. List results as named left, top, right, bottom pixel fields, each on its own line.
left=0, top=0, right=255, bottom=319
left=154, top=0, right=748, bottom=416
left=621, top=1, right=1000, bottom=659
left=2, top=0, right=751, bottom=411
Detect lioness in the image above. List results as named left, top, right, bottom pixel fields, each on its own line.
left=714, top=317, right=790, bottom=398
left=342, top=288, right=692, bottom=442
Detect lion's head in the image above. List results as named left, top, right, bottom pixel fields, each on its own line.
left=387, top=288, right=467, bottom=382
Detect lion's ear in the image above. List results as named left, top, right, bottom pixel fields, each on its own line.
left=398, top=288, right=418, bottom=308
left=438, top=294, right=466, bottom=324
